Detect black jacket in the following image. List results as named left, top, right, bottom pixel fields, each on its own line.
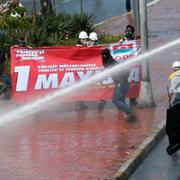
left=101, top=48, right=129, bottom=84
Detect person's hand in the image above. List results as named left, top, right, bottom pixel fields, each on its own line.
left=119, top=38, right=124, bottom=43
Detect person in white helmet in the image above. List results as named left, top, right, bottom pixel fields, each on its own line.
left=166, top=61, right=180, bottom=155
left=168, top=61, right=180, bottom=106
left=77, top=31, right=89, bottom=46
left=88, top=32, right=99, bottom=46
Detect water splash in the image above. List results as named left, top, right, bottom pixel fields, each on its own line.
left=0, top=38, right=180, bottom=125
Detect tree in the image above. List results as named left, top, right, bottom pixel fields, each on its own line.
left=0, top=0, right=32, bottom=43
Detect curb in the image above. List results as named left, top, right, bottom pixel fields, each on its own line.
left=112, top=119, right=166, bottom=180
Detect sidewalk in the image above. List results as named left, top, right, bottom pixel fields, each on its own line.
left=96, top=0, right=180, bottom=179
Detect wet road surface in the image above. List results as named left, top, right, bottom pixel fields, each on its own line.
left=129, top=136, right=180, bottom=180
left=0, top=101, right=163, bottom=180
left=0, top=40, right=178, bottom=180
left=0, top=49, right=173, bottom=180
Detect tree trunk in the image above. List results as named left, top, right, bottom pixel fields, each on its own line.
left=32, top=0, right=37, bottom=23
left=40, top=0, right=54, bottom=17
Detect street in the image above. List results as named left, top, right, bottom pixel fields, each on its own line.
left=129, top=136, right=180, bottom=180
left=22, top=0, right=153, bottom=23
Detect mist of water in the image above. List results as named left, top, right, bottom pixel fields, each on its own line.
left=0, top=38, right=180, bottom=125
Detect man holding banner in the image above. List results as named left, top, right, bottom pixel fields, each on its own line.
left=118, top=25, right=141, bottom=106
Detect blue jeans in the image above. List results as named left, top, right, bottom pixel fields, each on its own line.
left=112, top=81, right=132, bottom=114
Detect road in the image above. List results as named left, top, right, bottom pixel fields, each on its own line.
left=21, top=0, right=152, bottom=23
left=129, top=136, right=180, bottom=180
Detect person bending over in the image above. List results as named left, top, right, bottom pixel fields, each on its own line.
left=101, top=48, right=136, bottom=121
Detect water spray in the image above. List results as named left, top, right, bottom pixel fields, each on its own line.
left=0, top=38, right=180, bottom=125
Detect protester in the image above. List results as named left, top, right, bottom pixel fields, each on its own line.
left=0, top=49, right=11, bottom=99
left=101, top=48, right=136, bottom=121
left=88, top=32, right=99, bottom=46
left=76, top=31, right=89, bottom=46
left=166, top=61, right=180, bottom=155
left=119, top=25, right=138, bottom=43
left=119, top=25, right=139, bottom=106
left=168, top=61, right=180, bottom=106
left=125, top=24, right=135, bottom=39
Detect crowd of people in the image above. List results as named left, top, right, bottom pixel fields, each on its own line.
left=0, top=1, right=138, bottom=117
left=74, top=25, right=138, bottom=121
left=0, top=0, right=180, bottom=124
left=0, top=19, right=139, bottom=120
left=89, top=1, right=180, bottom=151
left=0, top=0, right=142, bottom=122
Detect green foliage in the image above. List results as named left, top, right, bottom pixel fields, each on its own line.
left=72, top=13, right=95, bottom=35
left=0, top=2, right=32, bottom=31
left=6, top=2, right=27, bottom=17
left=0, top=1, right=32, bottom=49
left=98, top=34, right=123, bottom=44
left=28, top=13, right=96, bottom=46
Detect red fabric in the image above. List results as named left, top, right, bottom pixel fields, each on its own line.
left=10, top=46, right=140, bottom=103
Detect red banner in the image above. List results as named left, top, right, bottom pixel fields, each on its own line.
left=10, top=45, right=141, bottom=103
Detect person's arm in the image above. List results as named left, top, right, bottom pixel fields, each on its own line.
left=169, top=76, right=179, bottom=95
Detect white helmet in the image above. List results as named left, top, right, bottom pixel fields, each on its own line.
left=78, top=31, right=88, bottom=39
left=89, top=32, right=98, bottom=41
left=172, top=61, right=180, bottom=69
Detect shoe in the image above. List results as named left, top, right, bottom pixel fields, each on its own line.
left=81, top=103, right=88, bottom=110
left=75, top=104, right=82, bottom=110
left=0, top=84, right=8, bottom=95
left=129, top=98, right=137, bottom=106
left=98, top=100, right=106, bottom=109
left=166, top=143, right=180, bottom=155
left=75, top=102, right=88, bottom=111
left=125, top=114, right=136, bottom=121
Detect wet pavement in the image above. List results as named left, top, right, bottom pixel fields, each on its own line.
left=0, top=0, right=180, bottom=179
left=0, top=102, right=162, bottom=180
left=129, top=136, right=180, bottom=180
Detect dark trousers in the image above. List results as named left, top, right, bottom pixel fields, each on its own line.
left=112, top=81, right=132, bottom=114
left=126, top=0, right=131, bottom=12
